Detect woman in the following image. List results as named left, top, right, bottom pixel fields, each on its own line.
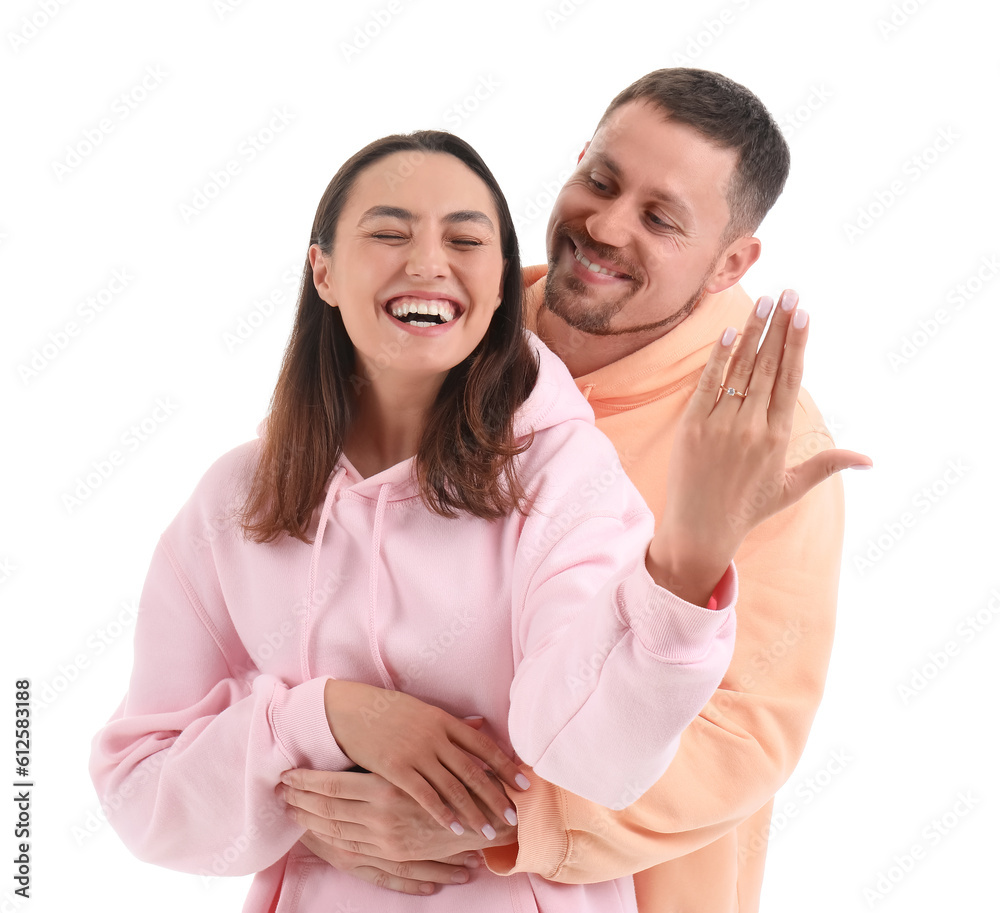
left=90, top=130, right=865, bottom=912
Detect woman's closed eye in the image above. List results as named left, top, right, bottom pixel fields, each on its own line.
left=368, top=232, right=484, bottom=247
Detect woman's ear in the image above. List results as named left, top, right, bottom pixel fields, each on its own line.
left=308, top=244, right=338, bottom=307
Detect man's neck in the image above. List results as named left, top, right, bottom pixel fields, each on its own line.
left=535, top=306, right=683, bottom=379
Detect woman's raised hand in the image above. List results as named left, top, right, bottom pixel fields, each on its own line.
left=319, top=680, right=528, bottom=838
left=647, top=291, right=871, bottom=606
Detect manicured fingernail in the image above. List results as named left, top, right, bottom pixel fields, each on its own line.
left=482, top=823, right=497, bottom=840
left=279, top=773, right=291, bottom=785
left=464, top=854, right=481, bottom=869
left=792, top=308, right=808, bottom=329
left=721, top=326, right=737, bottom=347
left=515, top=774, right=531, bottom=790
left=462, top=715, right=484, bottom=720
left=849, top=463, right=873, bottom=470
left=419, top=882, right=435, bottom=894
left=450, top=822, right=465, bottom=835
left=451, top=870, right=470, bottom=884
left=504, top=808, right=518, bottom=826
left=780, top=290, right=799, bottom=311
left=755, top=296, right=773, bottom=319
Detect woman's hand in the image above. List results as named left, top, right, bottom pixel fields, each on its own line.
left=647, top=291, right=871, bottom=606
left=319, top=681, right=528, bottom=837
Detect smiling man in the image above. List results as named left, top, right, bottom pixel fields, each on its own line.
left=287, top=68, right=847, bottom=913
left=487, top=70, right=846, bottom=912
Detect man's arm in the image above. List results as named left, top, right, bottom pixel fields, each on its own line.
left=484, top=426, right=845, bottom=881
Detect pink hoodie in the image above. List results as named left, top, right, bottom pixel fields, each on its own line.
left=89, top=331, right=737, bottom=913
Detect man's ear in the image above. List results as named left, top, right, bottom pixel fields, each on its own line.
left=704, top=235, right=762, bottom=294
left=309, top=244, right=338, bottom=307
left=577, top=141, right=590, bottom=164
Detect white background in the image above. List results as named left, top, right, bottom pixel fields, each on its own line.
left=3, top=0, right=998, bottom=910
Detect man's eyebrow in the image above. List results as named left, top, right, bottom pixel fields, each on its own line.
left=593, top=152, right=695, bottom=223
left=358, top=206, right=494, bottom=230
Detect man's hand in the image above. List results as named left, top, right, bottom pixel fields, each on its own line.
left=298, top=831, right=482, bottom=896
left=278, top=767, right=517, bottom=862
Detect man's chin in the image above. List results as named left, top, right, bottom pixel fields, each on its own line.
left=542, top=275, right=622, bottom=336
left=543, top=273, right=707, bottom=339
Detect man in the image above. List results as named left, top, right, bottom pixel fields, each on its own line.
left=287, top=68, right=846, bottom=912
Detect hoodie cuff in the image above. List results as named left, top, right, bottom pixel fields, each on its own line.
left=269, top=676, right=353, bottom=771
left=482, top=766, right=569, bottom=879
left=616, top=561, right=737, bottom=662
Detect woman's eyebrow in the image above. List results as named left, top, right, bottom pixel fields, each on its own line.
left=358, top=206, right=494, bottom=230
left=444, top=210, right=494, bottom=230
left=359, top=205, right=411, bottom=223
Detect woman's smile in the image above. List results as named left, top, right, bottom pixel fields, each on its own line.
left=384, top=292, right=464, bottom=332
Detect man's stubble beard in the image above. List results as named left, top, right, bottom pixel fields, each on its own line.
left=542, top=255, right=711, bottom=338
left=542, top=226, right=718, bottom=338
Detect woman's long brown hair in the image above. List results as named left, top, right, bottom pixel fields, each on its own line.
left=238, top=131, right=539, bottom=544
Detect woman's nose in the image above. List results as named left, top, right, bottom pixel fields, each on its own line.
left=405, top=235, right=449, bottom=279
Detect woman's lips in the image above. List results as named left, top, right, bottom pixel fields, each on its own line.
left=385, top=295, right=459, bottom=325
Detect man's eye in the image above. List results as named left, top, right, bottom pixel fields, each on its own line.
left=451, top=238, right=483, bottom=247
left=647, top=213, right=675, bottom=231
left=588, top=175, right=610, bottom=192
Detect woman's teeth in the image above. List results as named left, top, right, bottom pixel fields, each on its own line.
left=573, top=246, right=628, bottom=278
left=388, top=297, right=458, bottom=327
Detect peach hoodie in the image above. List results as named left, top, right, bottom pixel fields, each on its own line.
left=483, top=268, right=846, bottom=913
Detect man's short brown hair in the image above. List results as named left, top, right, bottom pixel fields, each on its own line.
left=598, top=68, right=790, bottom=241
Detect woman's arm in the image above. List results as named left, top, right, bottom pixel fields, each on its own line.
left=487, top=449, right=845, bottom=880
left=505, top=293, right=864, bottom=806
left=89, top=534, right=352, bottom=875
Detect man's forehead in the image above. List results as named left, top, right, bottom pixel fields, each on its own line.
left=586, top=103, right=736, bottom=210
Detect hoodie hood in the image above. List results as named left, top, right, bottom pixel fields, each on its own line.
left=522, top=265, right=755, bottom=406
left=253, top=329, right=595, bottom=683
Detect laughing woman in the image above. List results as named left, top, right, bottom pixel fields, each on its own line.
left=90, top=131, right=865, bottom=913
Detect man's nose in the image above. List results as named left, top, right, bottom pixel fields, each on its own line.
left=584, top=196, right=631, bottom=249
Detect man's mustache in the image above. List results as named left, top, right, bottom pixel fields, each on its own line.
left=553, top=224, right=640, bottom=280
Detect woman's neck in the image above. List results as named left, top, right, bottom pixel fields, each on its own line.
left=344, top=370, right=445, bottom=478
